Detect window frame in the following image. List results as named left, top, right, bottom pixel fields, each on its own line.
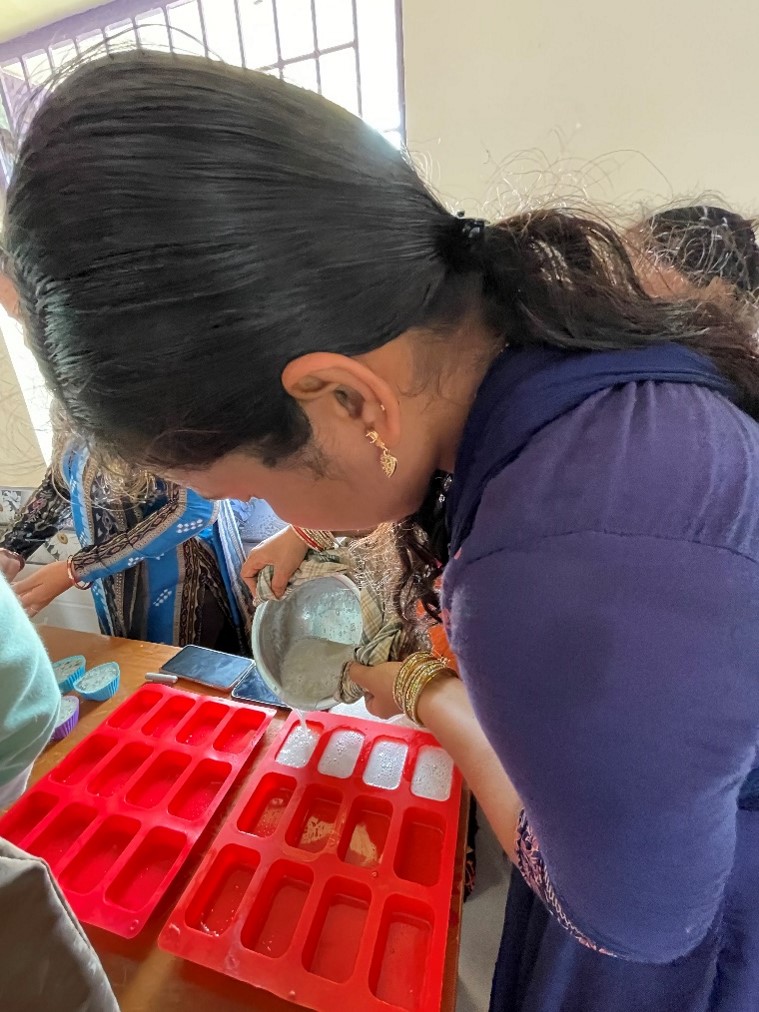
left=0, top=0, right=406, bottom=185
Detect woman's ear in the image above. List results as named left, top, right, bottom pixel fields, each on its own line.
left=281, top=352, right=401, bottom=445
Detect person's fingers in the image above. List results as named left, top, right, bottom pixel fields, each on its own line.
left=271, top=574, right=288, bottom=599
left=242, top=549, right=265, bottom=569
left=241, top=559, right=263, bottom=580
left=364, top=693, right=379, bottom=716
left=0, top=559, right=20, bottom=581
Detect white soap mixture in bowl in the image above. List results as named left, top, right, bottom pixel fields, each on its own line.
left=252, top=575, right=362, bottom=710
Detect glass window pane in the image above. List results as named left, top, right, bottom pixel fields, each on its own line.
left=49, top=41, right=78, bottom=69
left=319, top=47, right=357, bottom=115
left=104, top=20, right=139, bottom=51
left=0, top=63, right=28, bottom=131
left=275, top=0, right=315, bottom=61
left=238, top=0, right=278, bottom=68
left=314, top=0, right=353, bottom=50
left=23, top=51, right=53, bottom=87
left=0, top=60, right=26, bottom=83
left=76, top=31, right=108, bottom=57
left=134, top=11, right=171, bottom=52
left=283, top=57, right=318, bottom=93
left=166, top=0, right=206, bottom=57
left=356, top=0, right=400, bottom=132
left=200, top=0, right=242, bottom=65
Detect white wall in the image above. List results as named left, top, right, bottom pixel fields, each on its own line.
left=402, top=0, right=759, bottom=219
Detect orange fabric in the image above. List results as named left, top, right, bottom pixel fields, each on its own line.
left=418, top=600, right=459, bottom=673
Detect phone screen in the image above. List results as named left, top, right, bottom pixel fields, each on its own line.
left=232, top=663, right=286, bottom=709
left=160, top=644, right=252, bottom=692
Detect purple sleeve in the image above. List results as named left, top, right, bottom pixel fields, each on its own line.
left=446, top=529, right=759, bottom=963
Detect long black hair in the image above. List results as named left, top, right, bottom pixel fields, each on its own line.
left=644, top=204, right=759, bottom=295
left=5, top=51, right=759, bottom=622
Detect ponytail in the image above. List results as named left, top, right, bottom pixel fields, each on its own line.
left=443, top=210, right=759, bottom=417
left=392, top=208, right=759, bottom=632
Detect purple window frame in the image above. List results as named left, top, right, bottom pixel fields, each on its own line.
left=0, top=0, right=405, bottom=185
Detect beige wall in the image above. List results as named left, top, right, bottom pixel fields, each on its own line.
left=0, top=1, right=110, bottom=43
left=402, top=0, right=758, bottom=219
left=7, top=0, right=755, bottom=215
left=0, top=332, right=45, bottom=486
left=1, top=0, right=756, bottom=486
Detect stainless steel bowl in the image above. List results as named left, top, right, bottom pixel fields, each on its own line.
left=252, top=574, right=362, bottom=710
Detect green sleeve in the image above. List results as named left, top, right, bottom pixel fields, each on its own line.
left=0, top=578, right=59, bottom=787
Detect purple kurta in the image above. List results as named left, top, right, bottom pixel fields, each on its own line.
left=443, top=378, right=759, bottom=1010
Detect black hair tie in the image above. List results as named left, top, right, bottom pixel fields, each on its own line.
left=439, top=212, right=489, bottom=271
left=456, top=211, right=488, bottom=245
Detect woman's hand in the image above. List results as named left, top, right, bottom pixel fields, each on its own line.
left=13, top=560, right=72, bottom=618
left=0, top=551, right=23, bottom=582
left=349, top=661, right=402, bottom=719
left=241, top=526, right=309, bottom=598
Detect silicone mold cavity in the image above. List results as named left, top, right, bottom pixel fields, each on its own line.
left=184, top=844, right=260, bottom=936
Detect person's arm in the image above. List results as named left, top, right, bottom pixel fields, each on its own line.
left=417, top=676, right=522, bottom=861
left=70, top=485, right=218, bottom=584
left=354, top=527, right=759, bottom=964
left=351, top=662, right=522, bottom=861
left=242, top=525, right=369, bottom=598
left=13, top=486, right=220, bottom=617
left=0, top=839, right=119, bottom=1010
left=0, top=468, right=71, bottom=578
left=0, top=578, right=59, bottom=790
left=242, top=526, right=310, bottom=598
left=442, top=530, right=759, bottom=963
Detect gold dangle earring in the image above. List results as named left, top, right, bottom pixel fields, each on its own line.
left=366, top=430, right=398, bottom=477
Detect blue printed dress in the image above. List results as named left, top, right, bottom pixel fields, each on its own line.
left=2, top=446, right=252, bottom=651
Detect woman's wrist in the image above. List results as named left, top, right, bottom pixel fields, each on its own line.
left=393, top=651, right=457, bottom=726
left=0, top=547, right=25, bottom=570
left=291, top=526, right=337, bottom=552
left=338, top=659, right=363, bottom=704
left=415, top=669, right=461, bottom=727
left=66, top=556, right=92, bottom=590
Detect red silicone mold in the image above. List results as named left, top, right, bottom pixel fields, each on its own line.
left=0, top=685, right=274, bottom=937
left=159, top=710, right=462, bottom=1011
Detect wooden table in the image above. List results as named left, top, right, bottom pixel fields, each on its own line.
left=32, top=627, right=467, bottom=1012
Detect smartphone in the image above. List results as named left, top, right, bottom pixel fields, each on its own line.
left=232, top=662, right=286, bottom=709
left=160, top=644, right=252, bottom=693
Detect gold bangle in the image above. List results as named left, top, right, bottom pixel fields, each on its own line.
left=393, top=652, right=455, bottom=726
left=393, top=652, right=436, bottom=712
left=397, top=657, right=439, bottom=712
left=308, top=529, right=337, bottom=551
left=291, top=527, right=337, bottom=552
left=405, top=663, right=447, bottom=723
